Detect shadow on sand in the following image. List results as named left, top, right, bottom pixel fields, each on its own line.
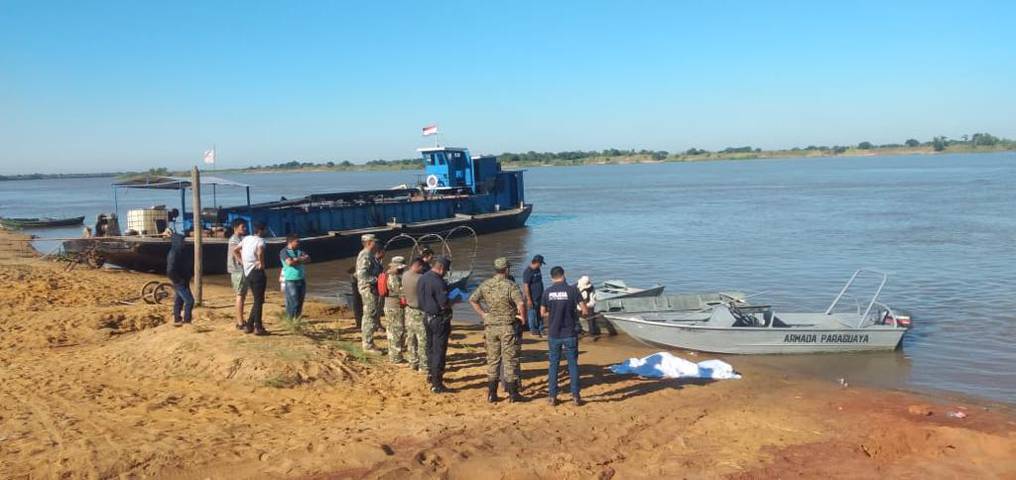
left=443, top=329, right=717, bottom=403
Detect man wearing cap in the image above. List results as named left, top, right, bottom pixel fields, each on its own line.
left=523, top=254, right=546, bottom=337
left=355, top=234, right=381, bottom=353
left=469, top=257, right=526, bottom=403
left=419, top=247, right=434, bottom=273
left=541, top=266, right=589, bottom=406
left=418, top=256, right=452, bottom=392
left=401, top=258, right=428, bottom=374
left=383, top=256, right=408, bottom=364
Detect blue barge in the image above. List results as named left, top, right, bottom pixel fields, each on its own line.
left=63, top=146, right=532, bottom=274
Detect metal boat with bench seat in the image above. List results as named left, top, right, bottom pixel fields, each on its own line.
left=602, top=269, right=911, bottom=354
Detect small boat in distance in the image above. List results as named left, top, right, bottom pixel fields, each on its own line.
left=602, top=269, right=912, bottom=354
left=1, top=216, right=85, bottom=229
left=595, top=280, right=666, bottom=300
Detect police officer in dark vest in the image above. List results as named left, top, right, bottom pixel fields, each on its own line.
left=417, top=256, right=453, bottom=393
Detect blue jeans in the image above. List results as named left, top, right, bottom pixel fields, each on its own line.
left=285, top=279, right=306, bottom=319
left=527, top=303, right=543, bottom=334
left=548, top=336, right=580, bottom=398
left=172, top=281, right=194, bottom=323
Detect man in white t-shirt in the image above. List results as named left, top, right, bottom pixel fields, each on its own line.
left=228, top=218, right=249, bottom=330
left=240, top=221, right=269, bottom=335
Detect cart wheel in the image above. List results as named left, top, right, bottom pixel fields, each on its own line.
left=86, top=251, right=105, bottom=269
left=141, top=281, right=161, bottom=304
left=152, top=283, right=173, bottom=304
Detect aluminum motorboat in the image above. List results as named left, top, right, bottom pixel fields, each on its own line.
left=602, top=269, right=911, bottom=354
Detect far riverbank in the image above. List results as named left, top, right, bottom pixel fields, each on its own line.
left=3, top=142, right=1014, bottom=181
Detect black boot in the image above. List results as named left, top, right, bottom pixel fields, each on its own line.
left=487, top=380, right=499, bottom=403
left=508, top=382, right=524, bottom=403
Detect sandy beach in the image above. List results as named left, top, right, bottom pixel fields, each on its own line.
left=0, top=230, right=1013, bottom=479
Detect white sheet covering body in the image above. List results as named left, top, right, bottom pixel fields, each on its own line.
left=610, top=352, right=741, bottom=380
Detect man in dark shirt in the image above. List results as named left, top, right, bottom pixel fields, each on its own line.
left=541, top=266, right=588, bottom=406
left=419, top=247, right=434, bottom=273
left=166, top=233, right=194, bottom=326
left=522, top=254, right=545, bottom=337
left=417, top=256, right=452, bottom=393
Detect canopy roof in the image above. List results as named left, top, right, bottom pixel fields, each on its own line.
left=114, top=175, right=250, bottom=190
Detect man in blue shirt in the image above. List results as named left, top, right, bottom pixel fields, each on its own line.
left=522, top=254, right=545, bottom=337
left=541, top=266, right=588, bottom=406
left=279, top=234, right=310, bottom=319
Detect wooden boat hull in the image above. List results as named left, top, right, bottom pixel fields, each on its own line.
left=1, top=216, right=85, bottom=229
left=62, top=205, right=531, bottom=274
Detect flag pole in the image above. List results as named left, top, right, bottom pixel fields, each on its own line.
left=211, top=145, right=217, bottom=207
left=192, top=166, right=203, bottom=306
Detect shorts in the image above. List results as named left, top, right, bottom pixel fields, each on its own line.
left=231, top=272, right=248, bottom=296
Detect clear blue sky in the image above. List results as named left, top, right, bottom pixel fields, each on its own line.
left=1, top=0, right=1014, bottom=174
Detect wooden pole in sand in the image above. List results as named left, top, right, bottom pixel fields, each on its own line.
left=191, top=166, right=203, bottom=306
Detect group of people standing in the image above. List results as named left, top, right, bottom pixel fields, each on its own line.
left=356, top=233, right=589, bottom=405
left=167, top=218, right=311, bottom=334
left=355, top=234, right=457, bottom=392
left=168, top=224, right=590, bottom=405
left=227, top=219, right=311, bottom=335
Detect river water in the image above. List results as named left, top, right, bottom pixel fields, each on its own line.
left=3, top=153, right=1014, bottom=404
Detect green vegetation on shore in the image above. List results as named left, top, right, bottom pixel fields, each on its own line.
left=0, top=172, right=124, bottom=182
left=3, top=133, right=1013, bottom=181
left=495, top=132, right=1016, bottom=167
left=212, top=132, right=1016, bottom=172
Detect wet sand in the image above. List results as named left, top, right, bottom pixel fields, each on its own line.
left=0, top=230, right=1013, bottom=479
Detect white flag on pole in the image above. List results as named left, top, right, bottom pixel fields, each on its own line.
left=422, top=124, right=438, bottom=136
left=203, top=148, right=216, bottom=165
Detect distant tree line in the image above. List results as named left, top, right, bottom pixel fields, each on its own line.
left=4, top=133, right=1014, bottom=180
left=244, top=158, right=423, bottom=170
left=135, top=131, right=1016, bottom=175
left=498, top=132, right=1013, bottom=166
left=498, top=149, right=670, bottom=165
left=0, top=172, right=119, bottom=181
left=926, top=132, right=1008, bottom=151
left=777, top=132, right=1014, bottom=155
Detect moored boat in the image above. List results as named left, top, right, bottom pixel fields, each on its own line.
left=602, top=269, right=911, bottom=354
left=595, top=280, right=666, bottom=300
left=63, top=146, right=532, bottom=273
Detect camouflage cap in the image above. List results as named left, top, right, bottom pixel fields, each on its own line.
left=361, top=233, right=376, bottom=243
left=493, top=257, right=509, bottom=269
left=390, top=256, right=406, bottom=268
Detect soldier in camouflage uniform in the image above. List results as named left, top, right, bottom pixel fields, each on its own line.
left=355, top=234, right=381, bottom=353
left=383, top=256, right=407, bottom=363
left=469, top=257, right=526, bottom=403
left=402, top=258, right=428, bottom=374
